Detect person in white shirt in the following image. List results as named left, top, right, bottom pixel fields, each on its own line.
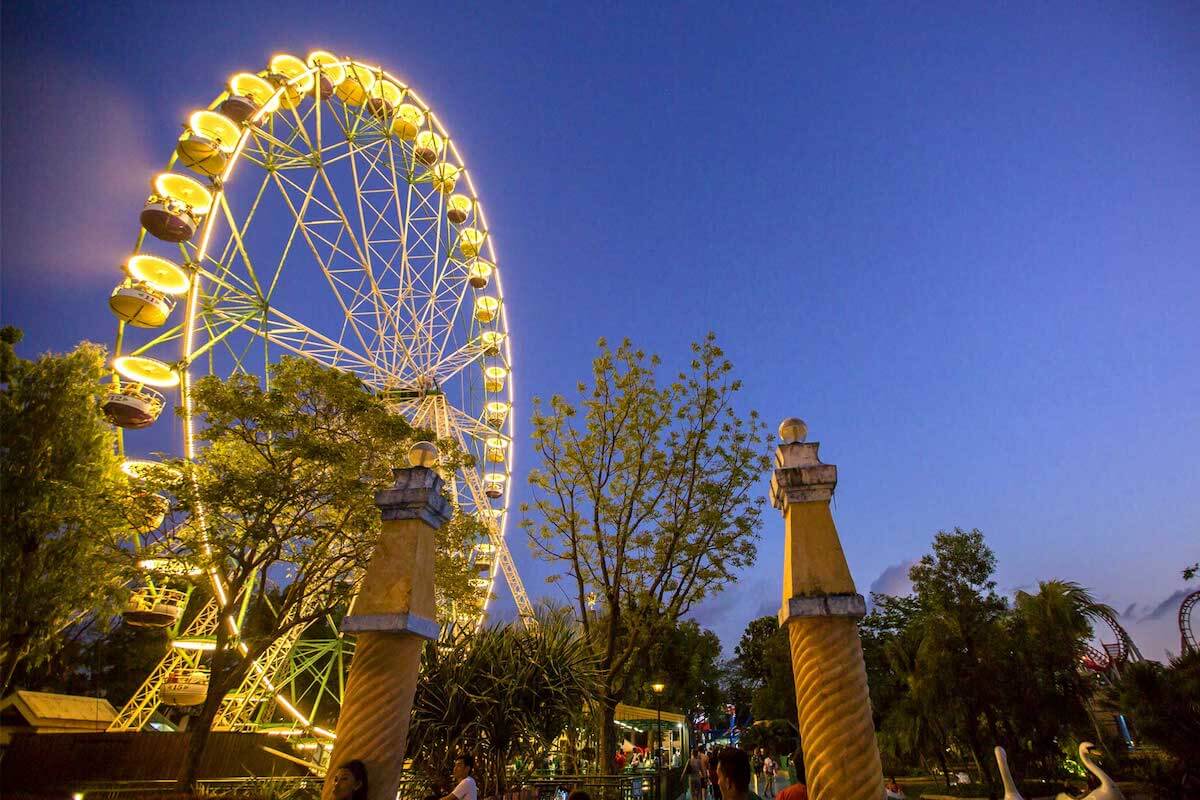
left=440, top=754, right=478, bottom=800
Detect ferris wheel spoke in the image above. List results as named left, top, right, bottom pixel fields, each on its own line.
left=315, top=158, right=405, bottom=365
left=268, top=172, right=389, bottom=374
left=379, top=134, right=420, bottom=379
left=205, top=304, right=381, bottom=384
left=215, top=193, right=270, bottom=298
left=123, top=322, right=187, bottom=358
left=399, top=186, right=449, bottom=369
left=442, top=401, right=504, bottom=443
left=356, top=139, right=426, bottom=379
left=243, top=123, right=309, bottom=167
left=413, top=208, right=460, bottom=369
left=428, top=337, right=492, bottom=387
left=344, top=137, right=413, bottom=380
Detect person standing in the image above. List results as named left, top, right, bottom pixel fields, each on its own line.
left=706, top=747, right=722, bottom=800
left=439, top=755, right=477, bottom=800
left=761, top=754, right=777, bottom=799
left=683, top=747, right=705, bottom=800
left=615, top=749, right=627, bottom=771
left=751, top=749, right=764, bottom=795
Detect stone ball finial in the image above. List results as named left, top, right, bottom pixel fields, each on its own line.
left=778, top=417, right=808, bottom=444
left=408, top=441, right=440, bottom=468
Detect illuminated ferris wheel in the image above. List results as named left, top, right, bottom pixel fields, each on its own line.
left=99, top=51, right=531, bottom=741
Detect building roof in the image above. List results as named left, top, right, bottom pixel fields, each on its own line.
left=615, top=702, right=686, bottom=725
left=0, top=690, right=117, bottom=727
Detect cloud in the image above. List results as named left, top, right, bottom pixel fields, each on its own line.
left=1138, top=588, right=1195, bottom=622
left=2, top=54, right=158, bottom=287
left=868, top=559, right=917, bottom=600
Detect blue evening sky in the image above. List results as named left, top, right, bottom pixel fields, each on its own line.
left=3, top=1, right=1197, bottom=661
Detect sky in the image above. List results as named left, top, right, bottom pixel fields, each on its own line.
left=2, top=1, right=1198, bottom=663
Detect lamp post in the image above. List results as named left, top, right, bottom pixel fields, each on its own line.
left=652, top=682, right=665, bottom=800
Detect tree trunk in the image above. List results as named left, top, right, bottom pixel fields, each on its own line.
left=598, top=695, right=620, bottom=774
left=176, top=681, right=225, bottom=792
left=963, top=728, right=993, bottom=800
left=936, top=747, right=951, bottom=790
left=0, top=651, right=21, bottom=698
left=175, top=646, right=251, bottom=792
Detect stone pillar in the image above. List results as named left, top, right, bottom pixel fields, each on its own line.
left=323, top=443, right=450, bottom=800
left=772, top=419, right=883, bottom=800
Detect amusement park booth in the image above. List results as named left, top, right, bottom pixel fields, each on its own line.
left=0, top=691, right=117, bottom=745
left=615, top=702, right=689, bottom=766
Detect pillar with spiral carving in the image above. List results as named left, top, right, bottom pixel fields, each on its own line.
left=771, top=419, right=884, bottom=800
left=323, top=442, right=450, bottom=800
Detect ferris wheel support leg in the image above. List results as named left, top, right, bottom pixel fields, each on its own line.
left=323, top=461, right=451, bottom=800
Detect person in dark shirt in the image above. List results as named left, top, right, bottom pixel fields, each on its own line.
left=714, top=748, right=751, bottom=800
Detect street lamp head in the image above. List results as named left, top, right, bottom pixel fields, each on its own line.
left=408, top=441, right=440, bottom=468
left=652, top=682, right=666, bottom=694
left=778, top=417, right=808, bottom=444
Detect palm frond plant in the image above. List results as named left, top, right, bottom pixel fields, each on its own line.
left=407, top=610, right=601, bottom=796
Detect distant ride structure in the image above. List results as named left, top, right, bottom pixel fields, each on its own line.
left=1181, top=589, right=1199, bottom=654
left=100, top=50, right=531, bottom=757
left=1080, top=603, right=1142, bottom=679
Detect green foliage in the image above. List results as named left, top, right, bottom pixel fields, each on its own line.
left=0, top=328, right=155, bottom=694
left=406, top=609, right=601, bottom=796
left=1005, top=581, right=1102, bottom=774
left=734, top=616, right=779, bottom=688
left=623, top=618, right=725, bottom=724
left=1113, top=650, right=1200, bottom=773
left=147, top=357, right=476, bottom=788
left=738, top=719, right=798, bottom=759
left=730, top=615, right=797, bottom=724
left=862, top=529, right=1110, bottom=789
left=521, top=333, right=769, bottom=764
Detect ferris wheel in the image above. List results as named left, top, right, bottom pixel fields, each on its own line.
left=98, top=51, right=532, bottom=743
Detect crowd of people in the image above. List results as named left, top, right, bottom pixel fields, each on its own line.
left=329, top=744, right=901, bottom=800
left=681, top=745, right=806, bottom=800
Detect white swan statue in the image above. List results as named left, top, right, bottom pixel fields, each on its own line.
left=994, top=746, right=1025, bottom=800
left=1077, top=742, right=1125, bottom=800
left=1055, top=743, right=1126, bottom=800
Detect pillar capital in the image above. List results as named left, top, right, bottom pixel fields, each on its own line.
left=771, top=441, right=837, bottom=511
left=374, top=466, right=452, bottom=528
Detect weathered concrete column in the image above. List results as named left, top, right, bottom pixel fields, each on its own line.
left=323, top=442, right=450, bottom=800
left=772, top=419, right=883, bottom=800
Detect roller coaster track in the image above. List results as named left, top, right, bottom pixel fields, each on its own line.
left=1080, top=604, right=1142, bottom=675
left=1181, top=589, right=1199, bottom=654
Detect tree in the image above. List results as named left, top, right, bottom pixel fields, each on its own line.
left=622, top=617, right=725, bottom=750
left=0, top=327, right=154, bottom=694
left=734, top=616, right=780, bottom=689
left=1005, top=581, right=1101, bottom=775
left=522, top=334, right=769, bottom=767
left=907, top=528, right=1009, bottom=792
left=731, top=616, right=797, bottom=724
left=864, top=532, right=1109, bottom=790
left=149, top=357, right=476, bottom=790
left=406, top=609, right=601, bottom=796
left=860, top=593, right=956, bottom=782
left=1112, top=650, right=1200, bottom=792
